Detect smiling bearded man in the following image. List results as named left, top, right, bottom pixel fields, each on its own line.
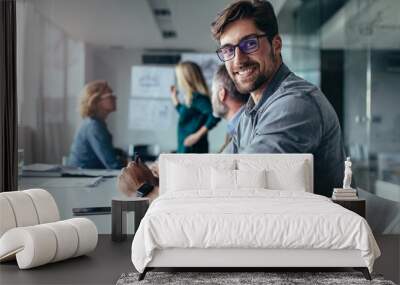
left=211, top=0, right=346, bottom=197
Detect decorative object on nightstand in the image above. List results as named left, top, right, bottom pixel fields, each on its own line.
left=112, top=197, right=149, bottom=242
left=332, top=199, right=366, bottom=218
left=343, top=157, right=353, bottom=189
left=332, top=157, right=358, bottom=200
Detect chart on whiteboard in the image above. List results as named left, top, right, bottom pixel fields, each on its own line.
left=131, top=66, right=175, bottom=98
left=128, top=98, right=175, bottom=130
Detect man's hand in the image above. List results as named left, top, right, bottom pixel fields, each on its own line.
left=117, top=158, right=159, bottom=198
left=148, top=162, right=159, bottom=177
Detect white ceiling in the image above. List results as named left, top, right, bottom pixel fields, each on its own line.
left=28, top=0, right=400, bottom=51
left=30, top=0, right=287, bottom=52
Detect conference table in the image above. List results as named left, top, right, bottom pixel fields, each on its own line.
left=18, top=175, right=127, bottom=234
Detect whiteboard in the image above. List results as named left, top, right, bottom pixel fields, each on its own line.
left=128, top=98, right=175, bottom=130
left=128, top=58, right=220, bottom=131
left=131, top=66, right=175, bottom=98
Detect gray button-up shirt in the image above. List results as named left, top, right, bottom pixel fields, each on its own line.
left=225, top=63, right=345, bottom=197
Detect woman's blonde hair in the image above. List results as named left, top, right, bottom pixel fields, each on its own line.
left=79, top=80, right=112, bottom=118
left=175, top=61, right=210, bottom=105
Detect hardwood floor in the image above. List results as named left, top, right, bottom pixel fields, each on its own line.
left=0, top=235, right=133, bottom=285
left=1, top=234, right=398, bottom=285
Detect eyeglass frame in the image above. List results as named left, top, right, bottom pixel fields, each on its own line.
left=216, top=34, right=269, bottom=62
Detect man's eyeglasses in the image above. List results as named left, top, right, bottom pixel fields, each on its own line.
left=216, top=34, right=268, bottom=62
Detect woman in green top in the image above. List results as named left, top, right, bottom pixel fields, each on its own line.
left=170, top=61, right=220, bottom=153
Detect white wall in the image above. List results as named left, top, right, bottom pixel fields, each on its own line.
left=90, top=47, right=227, bottom=154
left=17, top=0, right=85, bottom=164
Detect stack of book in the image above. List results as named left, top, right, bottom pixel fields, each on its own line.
left=332, top=188, right=358, bottom=200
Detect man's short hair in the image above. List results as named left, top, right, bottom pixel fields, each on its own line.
left=211, top=0, right=278, bottom=43
left=213, top=65, right=249, bottom=103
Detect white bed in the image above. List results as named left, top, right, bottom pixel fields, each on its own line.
left=131, top=154, right=380, bottom=280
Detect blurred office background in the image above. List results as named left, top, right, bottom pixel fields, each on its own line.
left=16, top=0, right=400, bottom=238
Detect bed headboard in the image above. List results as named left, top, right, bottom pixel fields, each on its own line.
left=159, top=153, right=313, bottom=194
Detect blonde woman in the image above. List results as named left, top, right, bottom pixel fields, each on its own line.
left=68, top=80, right=124, bottom=169
left=171, top=61, right=220, bottom=153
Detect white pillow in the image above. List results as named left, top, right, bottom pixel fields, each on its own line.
left=237, top=169, right=267, bottom=189
left=166, top=162, right=208, bottom=191
left=211, top=168, right=267, bottom=190
left=267, top=162, right=307, bottom=191
left=166, top=161, right=235, bottom=192
left=238, top=160, right=308, bottom=192
left=211, top=168, right=236, bottom=190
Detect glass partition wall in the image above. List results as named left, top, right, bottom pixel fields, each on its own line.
left=341, top=0, right=400, bottom=233
left=287, top=0, right=400, bottom=234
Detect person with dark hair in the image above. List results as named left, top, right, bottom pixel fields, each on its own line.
left=210, top=0, right=345, bottom=197
left=211, top=65, right=249, bottom=152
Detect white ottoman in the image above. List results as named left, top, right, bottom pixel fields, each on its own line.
left=0, top=189, right=98, bottom=269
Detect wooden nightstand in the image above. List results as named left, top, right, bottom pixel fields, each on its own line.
left=332, top=199, right=366, bottom=218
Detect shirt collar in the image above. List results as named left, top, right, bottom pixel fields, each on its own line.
left=227, top=106, right=245, bottom=136
left=244, top=63, right=291, bottom=115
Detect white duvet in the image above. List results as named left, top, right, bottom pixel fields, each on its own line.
left=131, top=190, right=380, bottom=273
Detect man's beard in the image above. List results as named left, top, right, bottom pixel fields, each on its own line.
left=234, top=73, right=267, bottom=94
left=233, top=50, right=276, bottom=94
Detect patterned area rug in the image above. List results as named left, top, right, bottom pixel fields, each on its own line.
left=116, top=271, right=396, bottom=285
